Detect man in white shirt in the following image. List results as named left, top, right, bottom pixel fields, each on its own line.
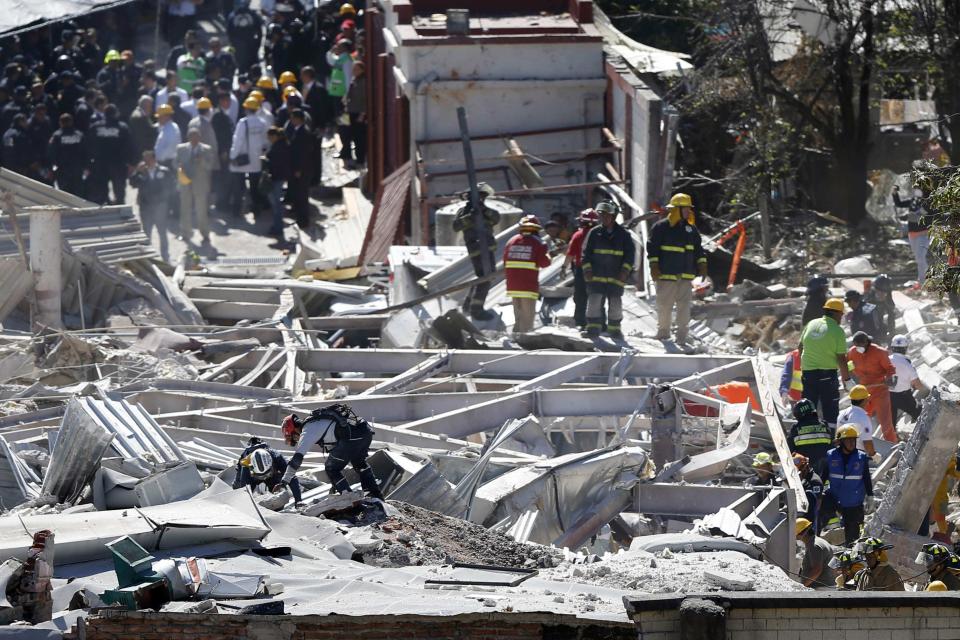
left=156, top=71, right=189, bottom=107
left=153, top=104, right=181, bottom=167
left=889, top=334, right=927, bottom=423
left=836, top=384, right=877, bottom=459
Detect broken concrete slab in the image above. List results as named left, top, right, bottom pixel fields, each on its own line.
left=703, top=569, right=754, bottom=591
left=300, top=491, right=365, bottom=517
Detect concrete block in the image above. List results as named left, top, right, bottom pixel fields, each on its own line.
left=836, top=619, right=860, bottom=629
left=702, top=569, right=754, bottom=591
left=134, top=462, right=204, bottom=507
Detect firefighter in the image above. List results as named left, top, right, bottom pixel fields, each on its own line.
left=787, top=398, right=834, bottom=478
left=829, top=549, right=865, bottom=590
left=503, top=215, right=551, bottom=335
left=233, top=437, right=302, bottom=504
left=582, top=200, right=635, bottom=338
left=562, top=208, right=599, bottom=330
left=915, top=542, right=960, bottom=591
left=452, top=182, right=500, bottom=321
left=854, top=537, right=904, bottom=591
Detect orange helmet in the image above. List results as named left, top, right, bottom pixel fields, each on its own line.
left=281, top=414, right=302, bottom=446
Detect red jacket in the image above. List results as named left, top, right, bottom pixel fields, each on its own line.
left=567, top=227, right=587, bottom=267
left=504, top=232, right=551, bottom=299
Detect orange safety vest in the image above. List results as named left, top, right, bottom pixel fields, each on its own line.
left=788, top=350, right=803, bottom=401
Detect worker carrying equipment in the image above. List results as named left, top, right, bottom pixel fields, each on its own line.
left=916, top=542, right=960, bottom=591
left=647, top=192, right=707, bottom=344
left=233, top=437, right=302, bottom=504
left=452, top=183, right=500, bottom=321
left=503, top=215, right=551, bottom=334
left=280, top=404, right=383, bottom=499
left=854, top=537, right=904, bottom=592
left=583, top=200, right=635, bottom=338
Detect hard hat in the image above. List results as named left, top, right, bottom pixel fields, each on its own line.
left=476, top=182, right=495, bottom=198
left=891, top=334, right=909, bottom=349
left=279, top=71, right=297, bottom=85
left=340, top=3, right=356, bottom=15
left=836, top=424, right=860, bottom=440
left=927, top=580, right=949, bottom=592
left=256, top=75, right=275, bottom=89
left=849, top=385, right=871, bottom=401
left=243, top=97, right=261, bottom=110
left=792, top=398, right=816, bottom=420
left=844, top=289, right=862, bottom=301
left=665, top=193, right=693, bottom=209
left=857, top=537, right=894, bottom=555
left=249, top=448, right=273, bottom=479
left=156, top=103, right=174, bottom=116
left=873, top=273, right=893, bottom=293
left=595, top=200, right=620, bottom=216
left=249, top=90, right=265, bottom=103
left=578, top=208, right=599, bottom=225
left=752, top=452, right=774, bottom=467
left=283, top=85, right=299, bottom=97
left=281, top=414, right=301, bottom=446
left=103, top=49, right=121, bottom=63
left=822, top=298, right=845, bottom=312
left=196, top=97, right=212, bottom=110
left=829, top=549, right=865, bottom=570
left=519, top=215, right=542, bottom=231
left=806, top=276, right=828, bottom=293
left=795, top=518, right=813, bottom=536
left=915, top=542, right=952, bottom=568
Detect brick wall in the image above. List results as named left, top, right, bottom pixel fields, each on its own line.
left=67, top=609, right=636, bottom=640
left=625, top=592, right=960, bottom=640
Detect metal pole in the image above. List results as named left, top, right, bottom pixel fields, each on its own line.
left=456, top=107, right=492, bottom=276
left=29, top=209, right=63, bottom=329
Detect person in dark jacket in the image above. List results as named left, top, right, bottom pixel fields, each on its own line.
left=287, top=109, right=313, bottom=230
left=787, top=398, right=834, bottom=478
left=26, top=104, right=54, bottom=183
left=87, top=104, right=133, bottom=205
left=802, top=276, right=830, bottom=328
left=263, top=126, right=291, bottom=236
left=2, top=113, right=31, bottom=175
left=863, top=274, right=897, bottom=345
left=453, top=183, right=500, bottom=321
left=0, top=85, right=29, bottom=134
left=844, top=289, right=883, bottom=340
left=893, top=184, right=932, bottom=286
left=129, top=149, right=173, bottom=261
left=342, top=60, right=366, bottom=166
left=585, top=200, right=636, bottom=338
left=226, top=1, right=263, bottom=73
left=128, top=95, right=156, bottom=158
left=48, top=113, right=89, bottom=197
left=233, top=437, right=302, bottom=504
left=793, top=452, right=824, bottom=532
left=167, top=94, right=191, bottom=142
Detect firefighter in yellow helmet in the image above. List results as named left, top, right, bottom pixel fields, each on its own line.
left=829, top=549, right=866, bottom=590
left=916, top=542, right=960, bottom=591
left=854, top=537, right=904, bottom=591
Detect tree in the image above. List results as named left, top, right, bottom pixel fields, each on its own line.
left=913, top=162, right=960, bottom=295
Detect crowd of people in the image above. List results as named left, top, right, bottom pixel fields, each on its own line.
left=0, top=1, right=369, bottom=259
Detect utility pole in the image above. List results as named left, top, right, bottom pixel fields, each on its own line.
left=457, top=107, right=492, bottom=276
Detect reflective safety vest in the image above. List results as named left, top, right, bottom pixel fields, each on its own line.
left=327, top=53, right=350, bottom=97
left=646, top=216, right=706, bottom=280
left=503, top=232, right=551, bottom=299
left=826, top=447, right=869, bottom=508
left=793, top=422, right=834, bottom=449
left=789, top=350, right=803, bottom=400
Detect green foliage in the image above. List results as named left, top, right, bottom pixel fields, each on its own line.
left=595, top=0, right=701, bottom=53
left=913, top=162, right=960, bottom=293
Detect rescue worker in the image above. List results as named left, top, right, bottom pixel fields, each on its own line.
left=825, top=425, right=873, bottom=546
left=503, top=215, right=551, bottom=335
left=793, top=453, right=824, bottom=531
left=86, top=104, right=133, bottom=205
left=280, top=403, right=383, bottom=499
left=802, top=276, right=830, bottom=327
left=47, top=112, right=88, bottom=197
left=916, top=542, right=960, bottom=591
left=779, top=346, right=803, bottom=407
left=562, top=208, right=598, bottom=330
left=797, top=517, right=837, bottom=588
left=583, top=200, right=635, bottom=338
left=452, top=182, right=499, bottom=321
left=799, top=298, right=852, bottom=427
left=787, top=398, right=834, bottom=478
left=888, top=334, right=927, bottom=423
left=854, top=537, right=904, bottom=591
left=647, top=193, right=707, bottom=344
left=836, top=386, right=878, bottom=458
left=746, top=452, right=780, bottom=487
left=1, top=113, right=31, bottom=176
left=829, top=549, right=865, bottom=590
left=844, top=290, right=883, bottom=339
left=233, top=437, right=302, bottom=504
left=864, top=274, right=897, bottom=345
left=848, top=331, right=897, bottom=443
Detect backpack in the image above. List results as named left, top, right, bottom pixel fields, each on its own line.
left=308, top=403, right=371, bottom=447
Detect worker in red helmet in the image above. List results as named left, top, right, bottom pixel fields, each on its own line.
left=563, top=208, right=599, bottom=330
left=504, top=215, right=552, bottom=334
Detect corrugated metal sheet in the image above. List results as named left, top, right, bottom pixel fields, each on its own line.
left=1, top=0, right=139, bottom=36
left=0, top=258, right=32, bottom=321
left=359, top=161, right=413, bottom=266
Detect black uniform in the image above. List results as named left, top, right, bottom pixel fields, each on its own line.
left=87, top=116, right=132, bottom=204
left=226, top=7, right=264, bottom=72
left=800, top=468, right=824, bottom=531
left=452, top=199, right=500, bottom=317
left=849, top=300, right=884, bottom=340
left=233, top=441, right=303, bottom=503
left=788, top=415, right=834, bottom=479
left=863, top=290, right=896, bottom=345
left=288, top=122, right=313, bottom=229
left=1, top=121, right=31, bottom=174
left=48, top=125, right=89, bottom=196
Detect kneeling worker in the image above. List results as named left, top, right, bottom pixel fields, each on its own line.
left=854, top=537, right=904, bottom=591
left=797, top=517, right=836, bottom=588
left=916, top=542, right=960, bottom=591
left=280, top=403, right=384, bottom=499
left=233, top=437, right=302, bottom=504
left=829, top=549, right=865, bottom=590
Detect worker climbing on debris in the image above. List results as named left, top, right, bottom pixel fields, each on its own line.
left=930, top=451, right=960, bottom=536
left=916, top=542, right=960, bottom=590
left=452, top=182, right=500, bottom=321
left=233, top=436, right=302, bottom=505
left=844, top=290, right=884, bottom=341
left=787, top=399, right=834, bottom=479
left=888, top=334, right=927, bottom=424
left=504, top=215, right=551, bottom=335
left=280, top=403, right=383, bottom=500
left=799, top=297, right=852, bottom=428
left=847, top=331, right=898, bottom=443
left=836, top=386, right=878, bottom=459
left=779, top=346, right=803, bottom=408
left=562, top=208, right=599, bottom=331
left=801, top=276, right=830, bottom=328
left=829, top=549, right=866, bottom=590
left=863, top=274, right=897, bottom=345
left=582, top=200, right=635, bottom=338
left=647, top=193, right=707, bottom=344
left=746, top=452, right=781, bottom=487
left=854, top=537, right=904, bottom=591
left=824, top=425, right=873, bottom=547
left=797, top=517, right=837, bottom=588
left=793, top=452, right=824, bottom=530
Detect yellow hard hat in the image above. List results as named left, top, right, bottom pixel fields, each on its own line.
left=752, top=452, right=774, bottom=467
left=283, top=85, right=299, bottom=97
left=279, top=71, right=297, bottom=85
left=823, top=298, right=845, bottom=313
left=242, top=97, right=261, bottom=110
left=666, top=193, right=693, bottom=209
left=849, top=384, right=871, bottom=401
left=249, top=90, right=265, bottom=103
left=340, top=3, right=356, bottom=15
left=927, top=580, right=948, bottom=592
left=256, top=76, right=275, bottom=89
left=836, top=424, right=860, bottom=440
left=796, top=518, right=813, bottom=536
left=103, top=49, right=121, bottom=63
left=196, top=97, right=212, bottom=110
left=156, top=103, right=174, bottom=116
